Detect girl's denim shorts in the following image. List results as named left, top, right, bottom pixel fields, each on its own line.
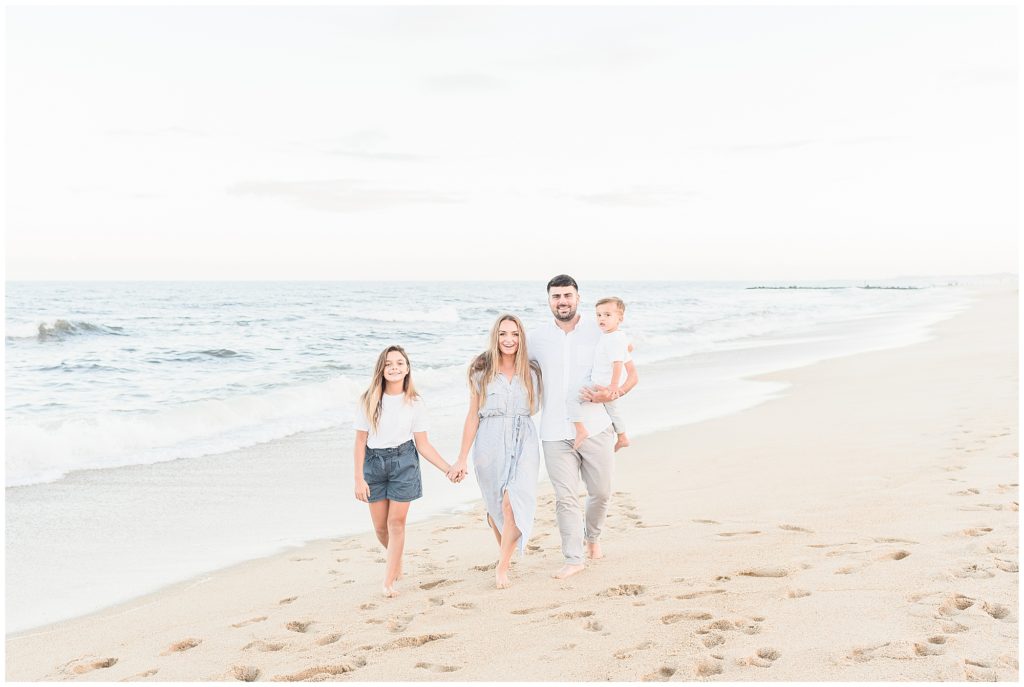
left=363, top=439, right=422, bottom=503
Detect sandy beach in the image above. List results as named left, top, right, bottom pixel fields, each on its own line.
left=5, top=285, right=1017, bottom=682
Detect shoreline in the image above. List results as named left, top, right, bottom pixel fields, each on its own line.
left=5, top=285, right=1017, bottom=681
left=5, top=289, right=975, bottom=636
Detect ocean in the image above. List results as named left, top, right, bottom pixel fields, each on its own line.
left=5, top=279, right=974, bottom=632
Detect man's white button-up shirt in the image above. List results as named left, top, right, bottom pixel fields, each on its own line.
left=529, top=315, right=612, bottom=442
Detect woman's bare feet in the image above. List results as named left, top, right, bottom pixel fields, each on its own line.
left=614, top=435, right=630, bottom=452
left=382, top=583, right=398, bottom=598
left=495, top=566, right=511, bottom=589
left=587, top=541, right=604, bottom=560
left=552, top=563, right=585, bottom=579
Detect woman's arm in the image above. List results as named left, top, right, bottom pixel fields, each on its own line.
left=413, top=432, right=451, bottom=474
left=353, top=430, right=370, bottom=502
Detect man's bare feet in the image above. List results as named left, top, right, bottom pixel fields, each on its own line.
left=587, top=541, right=605, bottom=560
left=552, top=563, right=586, bottom=579
left=572, top=428, right=589, bottom=450
left=614, top=435, right=630, bottom=452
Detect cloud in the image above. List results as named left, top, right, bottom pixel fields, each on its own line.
left=226, top=179, right=464, bottom=212
left=425, top=72, right=506, bottom=92
left=569, top=186, right=698, bottom=207
left=325, top=149, right=432, bottom=162
left=106, top=126, right=210, bottom=137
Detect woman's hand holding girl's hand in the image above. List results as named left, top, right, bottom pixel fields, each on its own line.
left=354, top=478, right=371, bottom=502
left=447, top=458, right=468, bottom=483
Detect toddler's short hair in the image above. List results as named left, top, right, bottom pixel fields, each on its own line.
left=596, top=297, right=626, bottom=315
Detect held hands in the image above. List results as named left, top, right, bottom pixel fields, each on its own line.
left=447, top=459, right=468, bottom=484
left=354, top=477, right=371, bottom=503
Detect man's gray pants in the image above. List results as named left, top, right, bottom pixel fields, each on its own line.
left=542, top=426, right=616, bottom=566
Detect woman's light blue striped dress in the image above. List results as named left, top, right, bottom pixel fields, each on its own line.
left=472, top=372, right=541, bottom=554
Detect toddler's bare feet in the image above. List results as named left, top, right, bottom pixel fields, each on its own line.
left=572, top=428, right=589, bottom=450
left=614, top=434, right=630, bottom=452
left=587, top=541, right=604, bottom=560
left=552, top=563, right=585, bottom=580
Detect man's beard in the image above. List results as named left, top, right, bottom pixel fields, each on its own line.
left=553, top=306, right=577, bottom=322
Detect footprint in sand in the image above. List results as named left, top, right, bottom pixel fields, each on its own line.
left=641, top=666, right=677, bottom=681
left=279, top=596, right=298, bottom=605
left=613, top=640, right=653, bottom=659
left=317, top=633, right=342, bottom=646
left=231, top=616, right=268, bottom=628
left=676, top=589, right=726, bottom=600
left=787, top=589, right=812, bottom=598
left=70, top=657, right=118, bottom=675
left=378, top=633, right=454, bottom=651
left=937, top=594, right=975, bottom=616
left=953, top=562, right=994, bottom=579
left=471, top=562, right=497, bottom=571
left=960, top=527, right=993, bottom=537
left=360, top=602, right=378, bottom=610
left=994, top=559, right=1018, bottom=573
left=232, top=665, right=260, bottom=682
left=662, top=611, right=712, bottom=624
left=879, top=550, right=911, bottom=561
left=693, top=519, right=720, bottom=525
left=428, top=596, right=445, bottom=606
left=419, top=578, right=460, bottom=590
left=584, top=620, right=604, bottom=632
left=161, top=638, right=202, bottom=655
left=512, top=603, right=560, bottom=615
left=599, top=584, right=645, bottom=597
left=982, top=601, right=1012, bottom=620
left=243, top=641, right=284, bottom=652
left=286, top=621, right=312, bottom=633
left=697, top=618, right=761, bottom=636
left=290, top=557, right=314, bottom=562
left=416, top=662, right=461, bottom=673
left=778, top=524, right=814, bottom=533
left=553, top=610, right=594, bottom=620
left=387, top=614, right=415, bottom=632
left=718, top=530, right=762, bottom=537
left=453, top=602, right=476, bottom=610
left=738, top=566, right=790, bottom=578
left=272, top=659, right=366, bottom=681
left=702, top=633, right=725, bottom=648
left=122, top=668, right=158, bottom=680
left=739, top=647, right=780, bottom=668
left=694, top=659, right=724, bottom=677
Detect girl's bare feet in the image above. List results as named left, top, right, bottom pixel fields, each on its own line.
left=552, top=563, right=585, bottom=579
left=382, top=583, right=398, bottom=598
left=614, top=435, right=630, bottom=452
left=587, top=541, right=604, bottom=560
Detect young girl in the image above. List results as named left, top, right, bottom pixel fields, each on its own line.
left=353, top=345, right=453, bottom=597
left=449, top=314, right=542, bottom=589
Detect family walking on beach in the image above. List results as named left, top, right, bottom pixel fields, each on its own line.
left=352, top=275, right=639, bottom=596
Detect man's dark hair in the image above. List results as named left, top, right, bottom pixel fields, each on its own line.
left=546, top=274, right=579, bottom=293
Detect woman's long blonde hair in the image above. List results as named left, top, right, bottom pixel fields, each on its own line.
left=467, top=314, right=542, bottom=413
left=360, top=345, right=419, bottom=433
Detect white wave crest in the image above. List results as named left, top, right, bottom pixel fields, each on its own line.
left=6, top=375, right=364, bottom=487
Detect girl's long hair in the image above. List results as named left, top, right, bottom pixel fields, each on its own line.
left=360, top=345, right=419, bottom=433
left=467, top=314, right=542, bottom=413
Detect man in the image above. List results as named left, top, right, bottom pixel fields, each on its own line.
left=529, top=274, right=639, bottom=579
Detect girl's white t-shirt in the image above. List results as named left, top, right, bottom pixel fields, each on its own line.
left=354, top=392, right=429, bottom=449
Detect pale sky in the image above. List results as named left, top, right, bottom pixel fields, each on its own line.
left=5, top=4, right=1018, bottom=280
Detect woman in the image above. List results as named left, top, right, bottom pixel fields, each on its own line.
left=449, top=314, right=542, bottom=589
